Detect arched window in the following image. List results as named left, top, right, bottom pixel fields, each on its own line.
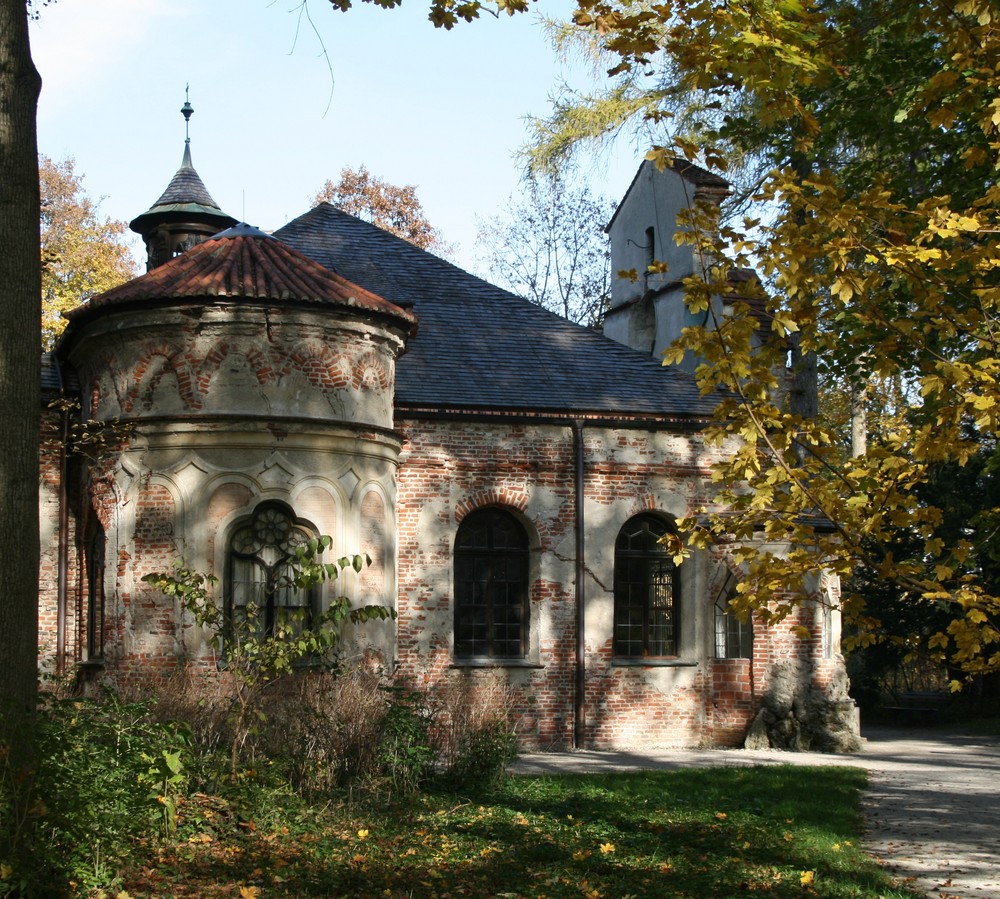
left=714, top=572, right=753, bottom=660
left=83, top=516, right=105, bottom=661
left=613, top=514, right=679, bottom=659
left=226, top=502, right=317, bottom=638
left=454, top=507, right=529, bottom=660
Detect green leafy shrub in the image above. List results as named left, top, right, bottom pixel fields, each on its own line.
left=446, top=720, right=518, bottom=790
left=374, top=685, right=436, bottom=795
left=0, top=692, right=190, bottom=896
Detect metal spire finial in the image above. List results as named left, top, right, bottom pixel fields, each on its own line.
left=181, top=85, right=193, bottom=143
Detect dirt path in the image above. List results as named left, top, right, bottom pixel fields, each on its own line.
left=513, top=726, right=1000, bottom=898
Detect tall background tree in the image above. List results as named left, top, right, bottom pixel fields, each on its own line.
left=475, top=176, right=613, bottom=326
left=312, top=164, right=449, bottom=255
left=322, top=0, right=999, bottom=683
left=40, top=155, right=137, bottom=349
left=542, top=0, right=1000, bottom=684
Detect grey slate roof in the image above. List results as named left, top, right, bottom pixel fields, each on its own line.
left=41, top=353, right=78, bottom=393
left=275, top=204, right=717, bottom=421
left=130, top=143, right=236, bottom=235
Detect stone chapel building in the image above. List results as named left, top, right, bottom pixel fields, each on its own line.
left=37, top=123, right=860, bottom=752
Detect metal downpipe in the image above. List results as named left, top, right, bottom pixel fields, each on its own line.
left=573, top=420, right=586, bottom=749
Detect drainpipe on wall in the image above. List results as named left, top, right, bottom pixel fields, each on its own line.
left=573, top=420, right=586, bottom=749
left=54, top=358, right=70, bottom=677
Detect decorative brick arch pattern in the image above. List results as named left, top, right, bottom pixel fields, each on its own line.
left=75, top=313, right=403, bottom=425
left=195, top=339, right=233, bottom=400
left=352, top=351, right=390, bottom=391
left=87, top=341, right=197, bottom=414
left=290, top=341, right=352, bottom=392
left=454, top=487, right=530, bottom=523
left=243, top=344, right=297, bottom=390
left=84, top=347, right=132, bottom=415
left=626, top=493, right=662, bottom=520
left=133, top=344, right=195, bottom=412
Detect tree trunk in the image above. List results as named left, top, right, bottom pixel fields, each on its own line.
left=0, top=0, right=42, bottom=748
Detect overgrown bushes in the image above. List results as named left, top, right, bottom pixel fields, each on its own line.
left=158, top=665, right=518, bottom=797
left=0, top=691, right=191, bottom=897
left=3, top=549, right=519, bottom=894
left=0, top=667, right=518, bottom=896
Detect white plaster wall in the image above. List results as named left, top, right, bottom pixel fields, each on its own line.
left=118, top=423, right=402, bottom=664
left=608, top=163, right=701, bottom=312
left=604, top=161, right=726, bottom=365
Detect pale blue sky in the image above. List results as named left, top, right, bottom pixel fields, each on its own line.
left=29, top=0, right=641, bottom=273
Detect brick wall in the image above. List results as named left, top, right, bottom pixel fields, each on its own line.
left=39, top=296, right=854, bottom=749
left=397, top=417, right=716, bottom=748
left=392, top=415, right=853, bottom=750
left=39, top=398, right=853, bottom=748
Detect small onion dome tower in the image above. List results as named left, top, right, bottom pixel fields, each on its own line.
left=130, top=91, right=237, bottom=271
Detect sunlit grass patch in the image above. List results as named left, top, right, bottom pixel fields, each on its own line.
left=121, top=765, right=918, bottom=898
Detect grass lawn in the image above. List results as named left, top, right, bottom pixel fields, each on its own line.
left=120, top=765, right=918, bottom=898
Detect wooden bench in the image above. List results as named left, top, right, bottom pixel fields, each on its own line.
left=880, top=691, right=949, bottom=725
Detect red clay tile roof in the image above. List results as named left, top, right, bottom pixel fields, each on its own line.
left=70, top=224, right=415, bottom=330
left=668, top=158, right=730, bottom=189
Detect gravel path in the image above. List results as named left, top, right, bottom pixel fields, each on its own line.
left=858, top=728, right=1000, bottom=898
left=513, top=726, right=1000, bottom=898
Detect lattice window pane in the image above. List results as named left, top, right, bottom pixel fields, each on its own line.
left=613, top=515, right=679, bottom=658
left=715, top=577, right=752, bottom=660
left=454, top=509, right=529, bottom=659
left=226, top=503, right=317, bottom=641
left=648, top=560, right=676, bottom=656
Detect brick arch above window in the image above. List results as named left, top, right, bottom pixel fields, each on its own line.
left=455, top=487, right=529, bottom=523
left=626, top=494, right=662, bottom=517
